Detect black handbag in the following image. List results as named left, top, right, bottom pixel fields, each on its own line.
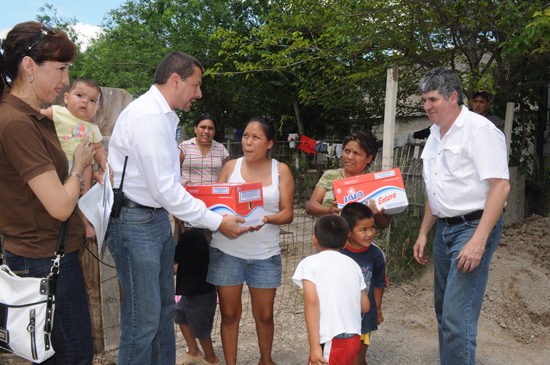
left=0, top=219, right=69, bottom=363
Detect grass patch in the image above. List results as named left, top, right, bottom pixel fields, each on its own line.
left=378, top=209, right=436, bottom=284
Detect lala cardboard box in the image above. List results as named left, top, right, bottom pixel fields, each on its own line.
left=185, top=182, right=264, bottom=227
left=333, top=168, right=408, bottom=214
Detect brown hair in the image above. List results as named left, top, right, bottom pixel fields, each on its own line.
left=0, top=21, right=77, bottom=94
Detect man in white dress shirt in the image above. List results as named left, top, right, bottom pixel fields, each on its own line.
left=413, top=68, right=510, bottom=365
left=106, top=52, right=249, bottom=365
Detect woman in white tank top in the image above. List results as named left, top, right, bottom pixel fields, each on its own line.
left=207, top=117, right=295, bottom=365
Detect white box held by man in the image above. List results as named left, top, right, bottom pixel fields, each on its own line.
left=185, top=182, right=264, bottom=227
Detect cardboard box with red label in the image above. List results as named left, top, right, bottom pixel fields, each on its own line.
left=333, top=168, right=408, bottom=214
left=185, top=182, right=264, bottom=227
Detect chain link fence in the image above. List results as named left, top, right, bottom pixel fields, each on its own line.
left=201, top=139, right=431, bottom=320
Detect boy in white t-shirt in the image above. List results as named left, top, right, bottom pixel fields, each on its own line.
left=293, top=215, right=370, bottom=365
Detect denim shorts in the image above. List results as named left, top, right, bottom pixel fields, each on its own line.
left=174, top=291, right=217, bottom=340
left=206, top=247, right=282, bottom=289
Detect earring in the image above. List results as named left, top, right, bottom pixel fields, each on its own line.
left=28, top=74, right=34, bottom=84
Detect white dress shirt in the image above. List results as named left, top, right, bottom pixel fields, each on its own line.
left=421, top=105, right=509, bottom=218
left=108, top=86, right=223, bottom=231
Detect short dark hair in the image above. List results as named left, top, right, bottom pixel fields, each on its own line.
left=69, top=78, right=102, bottom=104
left=154, top=52, right=203, bottom=85
left=418, top=67, right=464, bottom=106
left=472, top=90, right=491, bottom=101
left=0, top=21, right=77, bottom=94
left=343, top=131, right=378, bottom=166
left=194, top=112, right=218, bottom=131
left=314, top=215, right=350, bottom=250
left=340, top=203, right=374, bottom=230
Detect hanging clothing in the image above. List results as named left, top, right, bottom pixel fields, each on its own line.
left=297, top=135, right=318, bottom=154
left=288, top=133, right=299, bottom=148
left=314, top=141, right=328, bottom=153
left=335, top=144, right=344, bottom=158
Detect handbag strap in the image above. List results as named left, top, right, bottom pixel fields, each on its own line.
left=55, top=219, right=70, bottom=256
left=46, top=218, right=70, bottom=281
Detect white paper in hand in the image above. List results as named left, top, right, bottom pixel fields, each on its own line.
left=77, top=165, right=114, bottom=255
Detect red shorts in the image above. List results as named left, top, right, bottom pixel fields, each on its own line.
left=309, top=335, right=360, bottom=365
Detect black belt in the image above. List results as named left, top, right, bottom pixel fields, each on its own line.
left=442, top=210, right=484, bottom=226
left=121, top=197, right=157, bottom=210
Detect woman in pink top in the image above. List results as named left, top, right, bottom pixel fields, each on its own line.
left=174, top=113, right=229, bottom=365
left=179, top=113, right=229, bottom=185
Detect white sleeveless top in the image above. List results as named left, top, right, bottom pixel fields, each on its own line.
left=211, top=158, right=281, bottom=260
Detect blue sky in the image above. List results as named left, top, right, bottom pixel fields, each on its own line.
left=0, top=0, right=128, bottom=33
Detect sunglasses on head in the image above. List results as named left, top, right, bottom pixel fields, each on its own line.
left=26, top=23, right=56, bottom=55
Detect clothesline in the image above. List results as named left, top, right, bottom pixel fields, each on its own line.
left=283, top=128, right=430, bottom=156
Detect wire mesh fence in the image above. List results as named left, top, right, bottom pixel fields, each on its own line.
left=174, top=137, right=530, bottom=357
left=184, top=139, right=431, bottom=333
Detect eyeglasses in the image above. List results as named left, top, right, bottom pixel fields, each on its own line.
left=26, top=23, right=56, bottom=55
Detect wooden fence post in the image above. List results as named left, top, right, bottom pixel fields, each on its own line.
left=51, top=86, right=133, bottom=358
left=382, top=68, right=398, bottom=171
left=505, top=102, right=515, bottom=158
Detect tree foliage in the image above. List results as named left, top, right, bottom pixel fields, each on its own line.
left=67, top=0, right=550, bottom=142
left=210, top=0, right=550, bottom=161
left=527, top=8, right=550, bottom=55
left=36, top=4, right=80, bottom=47
left=71, top=0, right=308, bottom=136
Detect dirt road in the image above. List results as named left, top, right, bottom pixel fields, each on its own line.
left=3, top=216, right=549, bottom=365
left=225, top=215, right=550, bottom=364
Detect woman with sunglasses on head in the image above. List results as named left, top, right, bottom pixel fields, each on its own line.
left=0, top=22, right=96, bottom=364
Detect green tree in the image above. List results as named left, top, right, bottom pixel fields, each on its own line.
left=36, top=3, right=80, bottom=48
left=213, top=0, right=550, bottom=130
left=73, top=0, right=303, bottom=134
left=526, top=8, right=550, bottom=55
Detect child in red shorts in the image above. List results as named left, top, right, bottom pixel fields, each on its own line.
left=293, top=215, right=370, bottom=365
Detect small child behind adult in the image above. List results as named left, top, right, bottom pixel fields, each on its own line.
left=41, top=78, right=107, bottom=237
left=174, top=225, right=220, bottom=365
left=293, top=215, right=370, bottom=365
left=340, top=203, right=389, bottom=365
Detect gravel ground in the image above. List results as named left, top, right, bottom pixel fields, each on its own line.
left=3, top=215, right=549, bottom=364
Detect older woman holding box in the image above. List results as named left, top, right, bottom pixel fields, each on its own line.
left=306, top=131, right=391, bottom=228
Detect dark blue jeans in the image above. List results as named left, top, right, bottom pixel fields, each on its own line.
left=4, top=249, right=94, bottom=365
left=433, top=215, right=503, bottom=365
left=106, top=207, right=175, bottom=365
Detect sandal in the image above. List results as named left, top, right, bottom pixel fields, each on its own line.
left=176, top=351, right=204, bottom=365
